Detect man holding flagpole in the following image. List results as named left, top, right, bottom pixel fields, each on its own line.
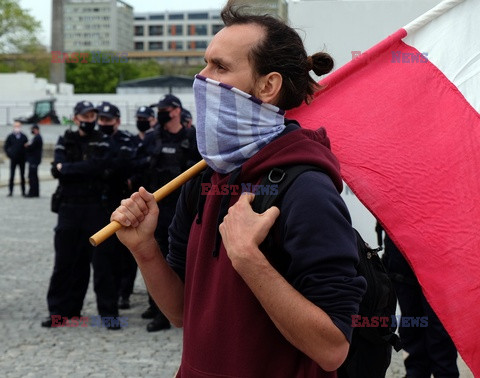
left=111, top=1, right=366, bottom=376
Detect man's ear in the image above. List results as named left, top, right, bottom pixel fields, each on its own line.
left=256, top=72, right=283, bottom=105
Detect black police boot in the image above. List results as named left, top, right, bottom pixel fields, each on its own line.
left=41, top=317, right=53, bottom=328
left=141, top=306, right=156, bottom=319
left=146, top=314, right=171, bottom=332
left=118, top=297, right=130, bottom=310
left=41, top=315, right=66, bottom=328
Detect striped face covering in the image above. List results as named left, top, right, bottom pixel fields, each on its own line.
left=193, top=74, right=286, bottom=174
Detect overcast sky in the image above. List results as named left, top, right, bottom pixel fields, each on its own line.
left=19, top=0, right=228, bottom=48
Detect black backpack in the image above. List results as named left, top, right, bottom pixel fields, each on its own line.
left=186, top=165, right=402, bottom=377
left=252, top=165, right=402, bottom=378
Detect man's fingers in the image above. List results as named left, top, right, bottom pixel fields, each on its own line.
left=112, top=189, right=155, bottom=228
left=138, top=186, right=158, bottom=212
left=240, top=192, right=255, bottom=205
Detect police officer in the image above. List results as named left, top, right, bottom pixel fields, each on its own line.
left=4, top=121, right=28, bottom=197
left=96, top=101, right=138, bottom=311
left=25, top=124, right=43, bottom=197
left=180, top=108, right=194, bottom=130
left=135, top=105, right=156, bottom=141
left=127, top=105, right=156, bottom=193
left=140, top=94, right=201, bottom=332
left=42, top=101, right=120, bottom=329
left=379, top=223, right=460, bottom=377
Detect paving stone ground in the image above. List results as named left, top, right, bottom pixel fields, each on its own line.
left=0, top=152, right=473, bottom=377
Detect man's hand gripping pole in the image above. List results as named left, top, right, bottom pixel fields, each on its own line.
left=89, top=159, right=208, bottom=246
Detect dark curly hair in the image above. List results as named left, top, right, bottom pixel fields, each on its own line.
left=221, top=1, right=334, bottom=110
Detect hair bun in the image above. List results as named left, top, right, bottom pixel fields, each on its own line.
left=310, top=52, right=334, bottom=76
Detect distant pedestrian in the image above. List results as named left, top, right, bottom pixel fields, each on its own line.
left=4, top=121, right=28, bottom=197
left=25, top=124, right=43, bottom=197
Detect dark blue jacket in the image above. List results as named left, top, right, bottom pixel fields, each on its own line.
left=53, top=129, right=110, bottom=199
left=4, top=132, right=28, bottom=162
left=26, top=133, right=43, bottom=165
left=166, top=122, right=366, bottom=377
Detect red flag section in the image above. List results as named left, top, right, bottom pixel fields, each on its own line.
left=287, top=22, right=480, bottom=377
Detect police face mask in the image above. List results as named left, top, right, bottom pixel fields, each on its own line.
left=157, top=110, right=172, bottom=126
left=79, top=121, right=96, bottom=134
left=193, top=74, right=286, bottom=174
left=99, top=124, right=115, bottom=135
left=136, top=119, right=150, bottom=132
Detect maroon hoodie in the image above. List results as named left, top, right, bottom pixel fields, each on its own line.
left=169, top=124, right=364, bottom=377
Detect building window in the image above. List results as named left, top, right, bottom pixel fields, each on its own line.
left=149, top=25, right=163, bottom=36
left=188, top=24, right=207, bottom=36
left=149, top=41, right=163, bottom=50
left=168, top=41, right=183, bottom=50
left=168, top=25, right=183, bottom=36
left=134, top=25, right=144, bottom=36
left=168, top=13, right=184, bottom=20
left=135, top=16, right=146, bottom=20
left=135, top=42, right=144, bottom=50
left=188, top=41, right=208, bottom=50
left=150, top=14, right=165, bottom=20
left=188, top=12, right=208, bottom=20
left=212, top=24, right=223, bottom=35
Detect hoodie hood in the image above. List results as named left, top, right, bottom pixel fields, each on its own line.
left=197, top=121, right=344, bottom=258
left=234, top=121, right=343, bottom=193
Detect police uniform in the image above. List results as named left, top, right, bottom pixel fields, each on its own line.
left=97, top=102, right=139, bottom=311
left=25, top=124, right=43, bottom=197
left=141, top=94, right=201, bottom=331
left=381, top=228, right=459, bottom=377
left=128, top=106, right=156, bottom=194
left=43, top=101, right=116, bottom=327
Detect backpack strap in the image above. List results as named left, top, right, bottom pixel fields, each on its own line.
left=251, top=164, right=322, bottom=214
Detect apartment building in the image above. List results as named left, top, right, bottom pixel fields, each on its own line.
left=132, top=9, right=222, bottom=64
left=131, top=1, right=288, bottom=64
left=63, top=0, right=133, bottom=52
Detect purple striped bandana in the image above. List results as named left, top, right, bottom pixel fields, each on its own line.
left=193, top=74, right=286, bottom=174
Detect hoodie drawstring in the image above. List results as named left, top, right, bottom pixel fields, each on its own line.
left=195, top=167, right=213, bottom=225
left=212, top=167, right=242, bottom=258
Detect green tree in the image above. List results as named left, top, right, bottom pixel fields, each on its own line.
left=66, top=53, right=162, bottom=93
left=0, top=0, right=43, bottom=53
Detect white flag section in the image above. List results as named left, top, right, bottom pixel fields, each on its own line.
left=288, top=0, right=480, bottom=374
left=403, top=0, right=480, bottom=109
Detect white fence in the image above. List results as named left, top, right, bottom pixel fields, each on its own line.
left=0, top=93, right=197, bottom=131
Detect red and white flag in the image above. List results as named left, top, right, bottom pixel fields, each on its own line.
left=288, top=0, right=480, bottom=374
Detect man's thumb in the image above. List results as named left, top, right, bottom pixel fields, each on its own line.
left=262, top=206, right=280, bottom=226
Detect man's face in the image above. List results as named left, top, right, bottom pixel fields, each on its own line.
left=199, top=23, right=263, bottom=96
left=157, top=106, right=180, bottom=121
left=13, top=122, right=22, bottom=133
left=98, top=116, right=120, bottom=133
left=137, top=116, right=155, bottom=127
left=75, top=111, right=97, bottom=124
